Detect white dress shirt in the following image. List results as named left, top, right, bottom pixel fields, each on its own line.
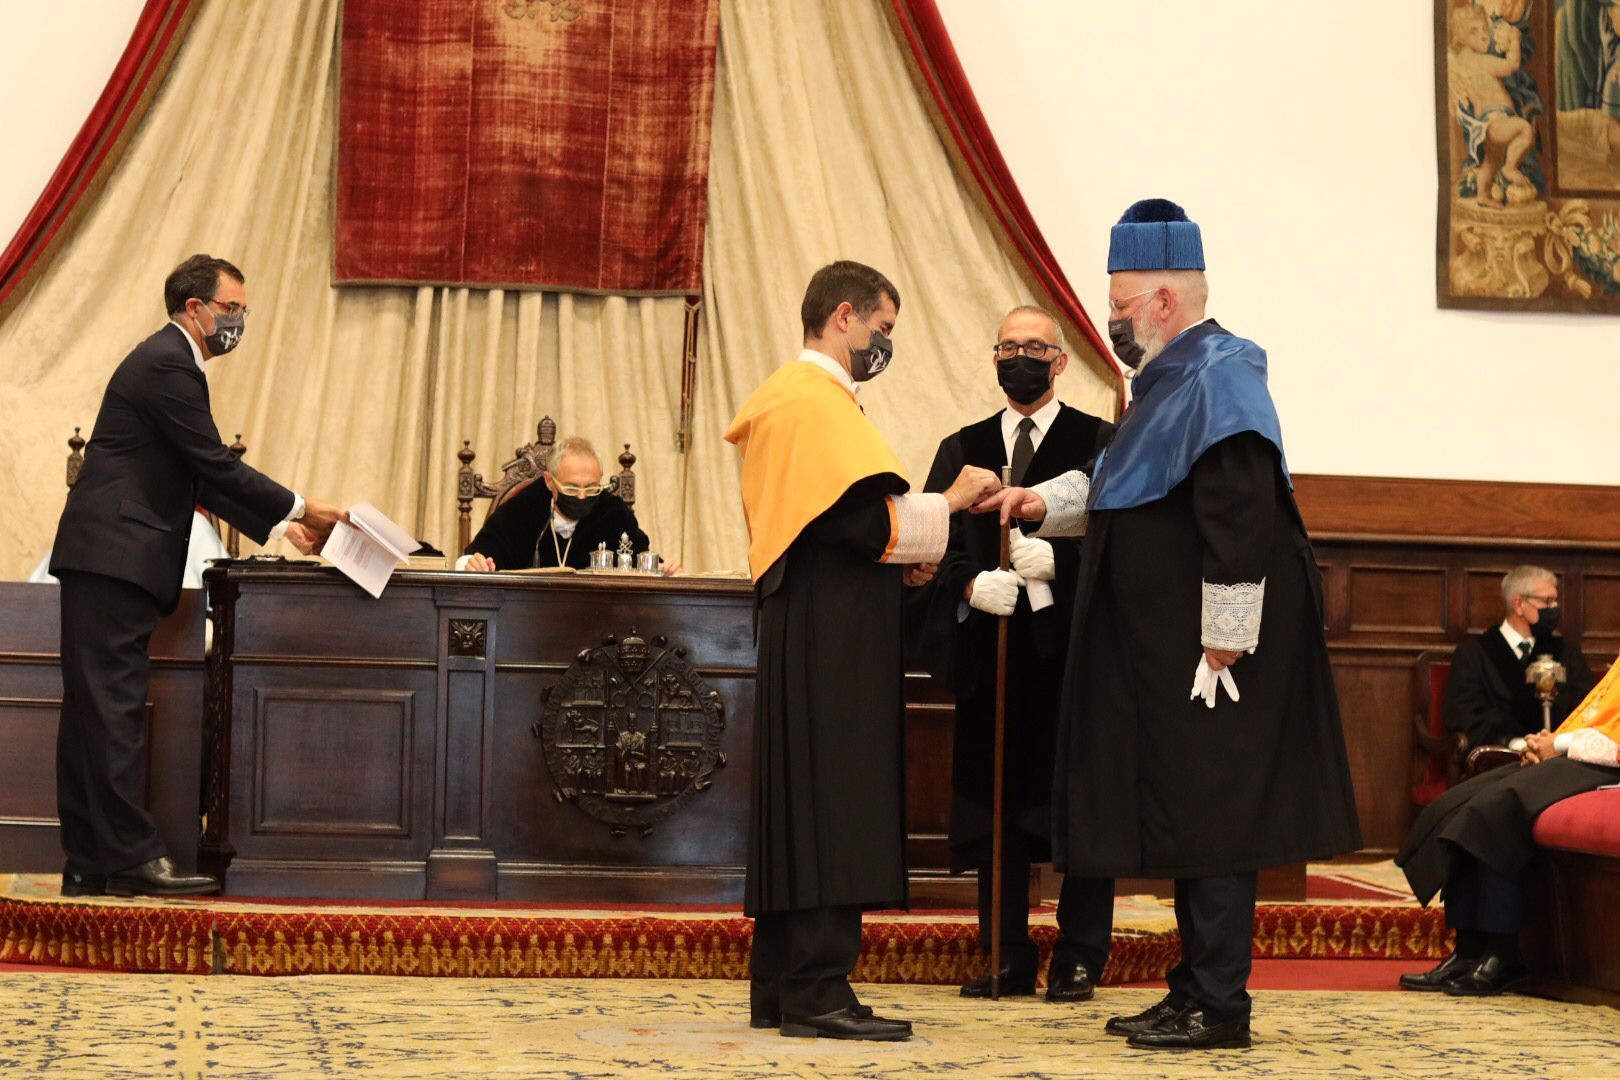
left=1499, top=619, right=1534, bottom=659
left=1000, top=396, right=1062, bottom=464
left=172, top=319, right=303, bottom=540
left=797, top=347, right=857, bottom=394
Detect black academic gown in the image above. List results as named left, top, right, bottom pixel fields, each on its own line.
left=1444, top=630, right=1596, bottom=750
left=907, top=405, right=1111, bottom=871
left=463, top=483, right=648, bottom=569
left=746, top=475, right=911, bottom=916
left=1053, top=431, right=1363, bottom=879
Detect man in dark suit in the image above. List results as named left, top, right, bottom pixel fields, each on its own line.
left=1444, top=565, right=1595, bottom=751
left=907, top=305, right=1115, bottom=1003
left=458, top=435, right=676, bottom=573
left=51, top=254, right=346, bottom=898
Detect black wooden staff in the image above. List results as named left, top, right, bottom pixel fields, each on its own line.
left=991, top=463, right=1012, bottom=999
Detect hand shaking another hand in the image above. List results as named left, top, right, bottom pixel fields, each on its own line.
left=972, top=485, right=1048, bottom=526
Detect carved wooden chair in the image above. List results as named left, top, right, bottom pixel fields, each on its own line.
left=64, top=427, right=246, bottom=556
left=455, top=415, right=638, bottom=555
left=1412, top=650, right=1467, bottom=807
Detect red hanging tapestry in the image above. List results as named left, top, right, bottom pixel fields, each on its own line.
left=335, top=0, right=720, bottom=294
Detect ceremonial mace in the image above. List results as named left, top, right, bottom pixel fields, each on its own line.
left=990, top=464, right=1013, bottom=1000
left=1527, top=656, right=1568, bottom=733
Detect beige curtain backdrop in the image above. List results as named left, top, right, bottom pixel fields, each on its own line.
left=0, top=0, right=1114, bottom=582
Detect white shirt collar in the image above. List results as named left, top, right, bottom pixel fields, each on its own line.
left=1001, top=396, right=1062, bottom=442
left=552, top=509, right=579, bottom=539
left=170, top=319, right=206, bottom=375
left=797, top=347, right=857, bottom=395
left=1499, top=619, right=1533, bottom=655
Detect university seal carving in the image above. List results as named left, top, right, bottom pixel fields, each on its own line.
left=535, top=629, right=726, bottom=837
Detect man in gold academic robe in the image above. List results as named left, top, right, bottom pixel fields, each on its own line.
left=725, top=260, right=998, bottom=1041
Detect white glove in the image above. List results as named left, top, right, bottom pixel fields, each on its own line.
left=968, top=569, right=1023, bottom=616
left=1008, top=530, right=1055, bottom=583
left=1189, top=655, right=1240, bottom=709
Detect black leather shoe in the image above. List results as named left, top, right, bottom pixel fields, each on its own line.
left=751, top=1003, right=876, bottom=1029
left=1126, top=1007, right=1251, bottom=1050
left=1398, top=951, right=1478, bottom=992
left=1105, top=996, right=1181, bottom=1037
left=1443, top=954, right=1527, bottom=997
left=60, top=869, right=105, bottom=898
left=780, top=1007, right=912, bottom=1041
left=1045, top=963, right=1096, bottom=1003
left=960, top=965, right=1037, bottom=998
left=105, top=857, right=220, bottom=898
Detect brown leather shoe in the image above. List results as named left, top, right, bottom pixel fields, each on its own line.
left=1398, top=951, right=1477, bottom=992
left=1126, top=1007, right=1251, bottom=1050
left=1105, top=996, right=1181, bottom=1037
left=105, top=857, right=220, bottom=897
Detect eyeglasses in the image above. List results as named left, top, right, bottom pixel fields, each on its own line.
left=1107, top=288, right=1158, bottom=316
left=993, top=340, right=1062, bottom=360
left=553, top=481, right=604, bottom=499
left=197, top=297, right=250, bottom=319
left=1520, top=593, right=1559, bottom=608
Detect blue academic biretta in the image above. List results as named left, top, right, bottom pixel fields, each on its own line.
left=1107, top=198, right=1205, bottom=272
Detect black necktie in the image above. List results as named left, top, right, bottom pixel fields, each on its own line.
left=1517, top=640, right=1532, bottom=663
left=1010, top=417, right=1036, bottom=486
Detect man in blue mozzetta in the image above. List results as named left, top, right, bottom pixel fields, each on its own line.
left=979, top=199, right=1362, bottom=1051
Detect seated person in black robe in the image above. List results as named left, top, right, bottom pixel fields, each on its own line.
left=457, top=435, right=665, bottom=572
left=1444, top=565, right=1595, bottom=750
left=1397, top=658, right=1620, bottom=996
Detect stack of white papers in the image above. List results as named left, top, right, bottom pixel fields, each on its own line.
left=323, top=502, right=417, bottom=599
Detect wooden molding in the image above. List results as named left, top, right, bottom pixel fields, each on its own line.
left=1294, top=474, right=1620, bottom=547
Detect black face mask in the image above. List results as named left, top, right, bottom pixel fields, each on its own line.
left=195, top=301, right=245, bottom=356
left=996, top=355, right=1054, bottom=406
left=1532, top=604, right=1561, bottom=636
left=849, top=320, right=894, bottom=382
left=554, top=492, right=600, bottom=520
left=1107, top=316, right=1145, bottom=370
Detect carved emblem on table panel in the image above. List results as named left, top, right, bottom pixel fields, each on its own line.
left=448, top=619, right=487, bottom=658
left=535, top=629, right=725, bottom=837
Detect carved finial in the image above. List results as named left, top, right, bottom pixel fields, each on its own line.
left=229, top=434, right=246, bottom=458
left=539, top=416, right=556, bottom=446
left=68, top=426, right=85, bottom=454
left=618, top=443, right=635, bottom=471
left=458, top=440, right=476, bottom=468
left=66, top=426, right=86, bottom=489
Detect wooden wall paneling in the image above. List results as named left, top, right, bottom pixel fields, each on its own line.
left=1346, top=564, right=1449, bottom=635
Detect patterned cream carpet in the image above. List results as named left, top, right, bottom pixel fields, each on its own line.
left=1, top=973, right=1613, bottom=1078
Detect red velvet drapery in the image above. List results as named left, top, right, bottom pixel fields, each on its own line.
left=0, top=0, right=199, bottom=318
left=886, top=1, right=1121, bottom=392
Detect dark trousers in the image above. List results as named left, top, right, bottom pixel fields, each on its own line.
left=1165, top=872, right=1259, bottom=1023
left=1444, top=850, right=1522, bottom=957
left=56, top=570, right=168, bottom=877
left=976, top=830, right=1114, bottom=981
left=750, top=905, right=863, bottom=1018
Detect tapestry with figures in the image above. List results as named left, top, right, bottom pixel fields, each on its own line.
left=1436, top=0, right=1620, bottom=312
left=335, top=0, right=720, bottom=294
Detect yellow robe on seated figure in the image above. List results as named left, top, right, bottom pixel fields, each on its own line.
left=1555, top=656, right=1620, bottom=764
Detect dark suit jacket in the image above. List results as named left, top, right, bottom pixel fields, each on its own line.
left=1443, top=628, right=1596, bottom=748
left=51, top=324, right=295, bottom=613
left=464, top=482, right=648, bottom=570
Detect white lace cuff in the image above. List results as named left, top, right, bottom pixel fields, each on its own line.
left=1563, top=728, right=1620, bottom=767
left=1029, top=471, right=1090, bottom=538
left=1202, top=579, right=1265, bottom=651
left=882, top=492, right=949, bottom=565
